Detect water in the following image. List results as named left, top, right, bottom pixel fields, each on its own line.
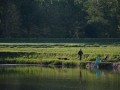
left=0, top=65, right=120, bottom=90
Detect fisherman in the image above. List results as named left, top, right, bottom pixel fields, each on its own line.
left=78, top=49, right=83, bottom=60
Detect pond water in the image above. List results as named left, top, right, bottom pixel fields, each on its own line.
left=0, top=65, right=120, bottom=90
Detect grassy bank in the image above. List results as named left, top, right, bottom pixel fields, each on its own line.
left=0, top=43, right=120, bottom=67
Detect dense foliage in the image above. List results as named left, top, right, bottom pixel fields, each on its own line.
left=0, top=0, right=120, bottom=38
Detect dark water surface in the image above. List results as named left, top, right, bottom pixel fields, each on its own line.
left=0, top=65, right=120, bottom=90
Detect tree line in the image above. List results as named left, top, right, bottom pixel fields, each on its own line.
left=0, top=0, right=120, bottom=38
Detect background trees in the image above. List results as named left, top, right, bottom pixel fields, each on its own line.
left=0, top=0, right=120, bottom=38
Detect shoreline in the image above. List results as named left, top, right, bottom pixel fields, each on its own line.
left=0, top=61, right=120, bottom=70
left=0, top=43, right=120, bottom=69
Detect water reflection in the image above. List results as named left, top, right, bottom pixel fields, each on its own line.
left=94, top=67, right=101, bottom=78
left=0, top=65, right=120, bottom=90
left=79, top=69, right=87, bottom=90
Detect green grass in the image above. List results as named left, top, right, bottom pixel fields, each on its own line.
left=0, top=43, right=120, bottom=66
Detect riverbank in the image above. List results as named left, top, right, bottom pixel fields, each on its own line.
left=0, top=43, right=120, bottom=69
left=0, top=60, right=120, bottom=70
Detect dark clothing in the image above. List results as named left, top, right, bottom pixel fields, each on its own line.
left=78, top=50, right=83, bottom=60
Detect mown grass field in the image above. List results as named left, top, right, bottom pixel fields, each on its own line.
left=0, top=42, right=120, bottom=66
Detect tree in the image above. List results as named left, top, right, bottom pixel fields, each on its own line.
left=84, top=0, right=111, bottom=38
left=0, top=0, right=120, bottom=38
left=0, top=0, right=3, bottom=37
left=84, top=0, right=119, bottom=38
left=99, top=0, right=119, bottom=37
left=1, top=0, right=21, bottom=38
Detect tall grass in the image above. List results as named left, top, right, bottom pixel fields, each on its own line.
left=0, top=43, right=120, bottom=65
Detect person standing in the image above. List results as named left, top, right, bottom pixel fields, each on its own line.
left=94, top=55, right=101, bottom=68
left=78, top=49, right=83, bottom=60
